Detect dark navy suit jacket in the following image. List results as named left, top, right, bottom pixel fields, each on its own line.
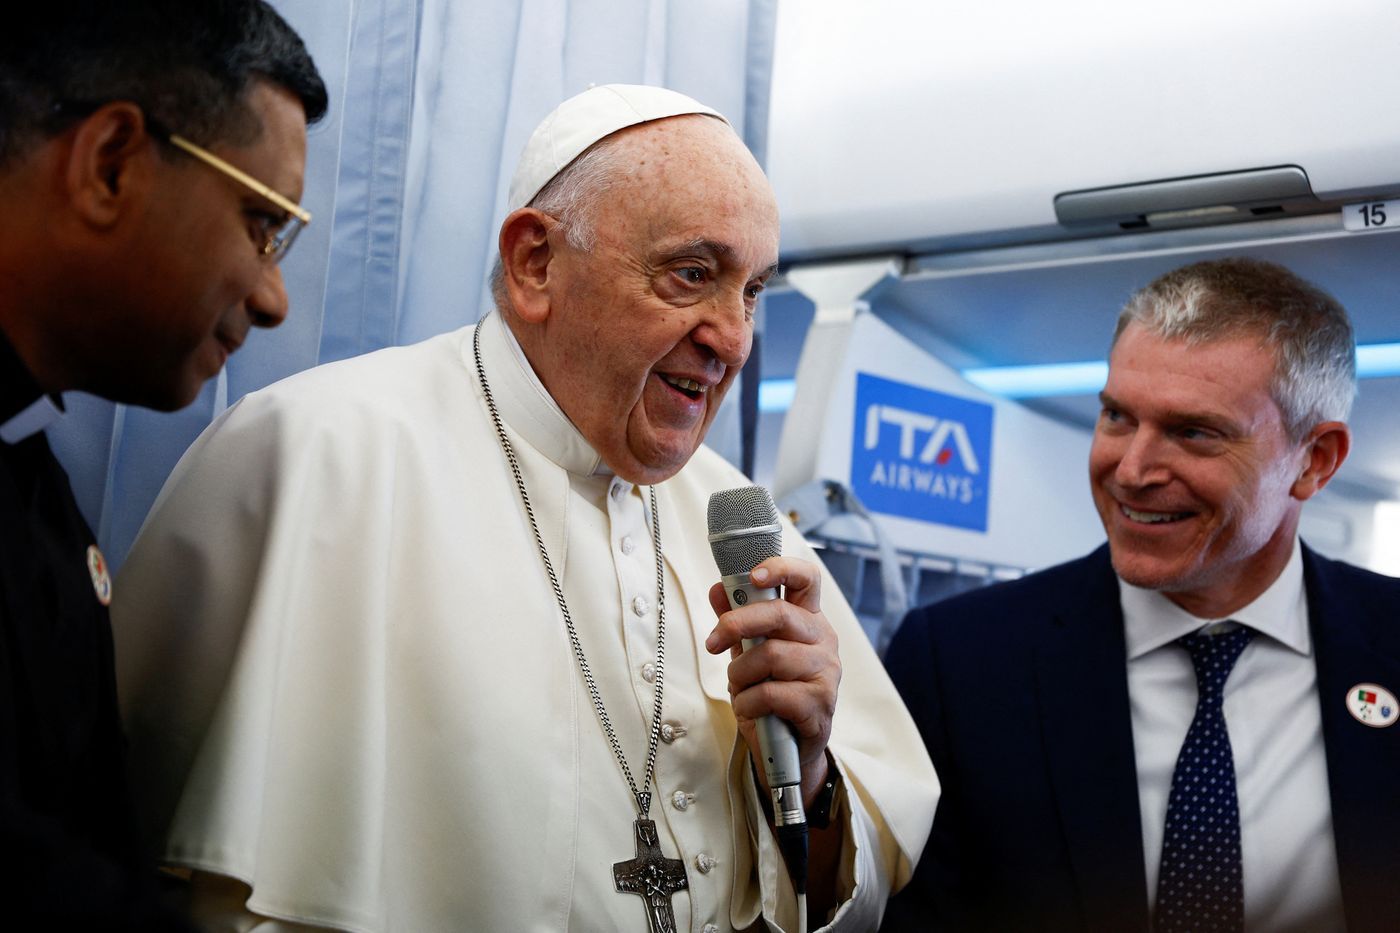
left=880, top=544, right=1400, bottom=932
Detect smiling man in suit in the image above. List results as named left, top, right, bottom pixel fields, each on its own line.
left=882, top=257, right=1400, bottom=932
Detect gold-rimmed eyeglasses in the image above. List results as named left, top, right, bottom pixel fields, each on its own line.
left=161, top=132, right=311, bottom=263
left=54, top=101, right=311, bottom=263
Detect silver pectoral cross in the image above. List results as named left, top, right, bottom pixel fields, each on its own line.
left=614, top=818, right=689, bottom=933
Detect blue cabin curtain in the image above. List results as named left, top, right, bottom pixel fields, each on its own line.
left=47, top=0, right=778, bottom=573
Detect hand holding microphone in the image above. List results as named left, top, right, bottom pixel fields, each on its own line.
left=706, top=486, right=842, bottom=893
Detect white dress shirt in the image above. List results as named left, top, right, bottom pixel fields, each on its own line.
left=1122, top=539, right=1345, bottom=932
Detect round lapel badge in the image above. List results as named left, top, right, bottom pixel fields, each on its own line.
left=1346, top=683, right=1397, bottom=728
left=86, top=545, right=112, bottom=606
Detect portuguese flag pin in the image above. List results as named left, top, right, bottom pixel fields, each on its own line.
left=1346, top=683, right=1397, bottom=728
left=86, top=545, right=112, bottom=607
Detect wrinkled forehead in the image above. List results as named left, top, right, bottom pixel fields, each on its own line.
left=608, top=113, right=758, bottom=180
left=1114, top=316, right=1277, bottom=362
left=597, top=118, right=779, bottom=251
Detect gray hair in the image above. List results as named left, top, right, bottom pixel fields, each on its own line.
left=489, top=133, right=630, bottom=313
left=1113, top=257, right=1356, bottom=440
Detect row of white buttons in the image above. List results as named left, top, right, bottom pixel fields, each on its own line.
left=635, top=666, right=685, bottom=740
left=611, top=481, right=717, bottom=927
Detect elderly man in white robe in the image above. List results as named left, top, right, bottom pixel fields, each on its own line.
left=114, top=85, right=938, bottom=932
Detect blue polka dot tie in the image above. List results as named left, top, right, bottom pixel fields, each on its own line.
left=1155, top=626, right=1255, bottom=933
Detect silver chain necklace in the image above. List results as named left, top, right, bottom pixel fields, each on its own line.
left=473, top=321, right=689, bottom=933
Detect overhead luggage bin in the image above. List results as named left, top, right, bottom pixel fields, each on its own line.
left=1053, top=165, right=1316, bottom=232
left=767, top=0, right=1400, bottom=259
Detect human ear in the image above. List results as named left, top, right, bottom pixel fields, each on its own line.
left=1291, top=421, right=1351, bottom=501
left=497, top=208, right=557, bottom=324
left=64, top=102, right=153, bottom=229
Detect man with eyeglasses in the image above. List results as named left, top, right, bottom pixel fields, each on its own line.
left=0, top=1, right=326, bottom=926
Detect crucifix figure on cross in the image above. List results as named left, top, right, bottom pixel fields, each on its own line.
left=614, top=818, right=690, bottom=933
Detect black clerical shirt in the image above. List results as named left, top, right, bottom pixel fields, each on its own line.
left=0, top=330, right=190, bottom=929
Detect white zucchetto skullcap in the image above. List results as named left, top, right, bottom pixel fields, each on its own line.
left=506, top=84, right=727, bottom=214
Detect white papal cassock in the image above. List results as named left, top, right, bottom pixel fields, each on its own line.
left=113, top=311, right=939, bottom=932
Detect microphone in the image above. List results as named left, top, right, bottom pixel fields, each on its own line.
left=707, top=485, right=808, bottom=892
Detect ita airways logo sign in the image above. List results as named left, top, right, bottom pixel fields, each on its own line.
left=851, top=373, right=995, bottom=531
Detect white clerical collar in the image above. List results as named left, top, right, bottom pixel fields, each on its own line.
left=471, top=309, right=609, bottom=477
left=1121, top=537, right=1308, bottom=660
left=0, top=394, right=64, bottom=444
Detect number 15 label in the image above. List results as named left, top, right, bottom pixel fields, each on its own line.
left=1343, top=200, right=1396, bottom=232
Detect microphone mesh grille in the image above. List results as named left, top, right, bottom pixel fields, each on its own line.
left=707, top=486, right=783, bottom=577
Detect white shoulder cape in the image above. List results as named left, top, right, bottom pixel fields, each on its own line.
left=114, top=321, right=938, bottom=931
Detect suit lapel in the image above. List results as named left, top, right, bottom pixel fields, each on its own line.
left=1304, top=549, right=1400, bottom=932
left=1033, top=546, right=1149, bottom=932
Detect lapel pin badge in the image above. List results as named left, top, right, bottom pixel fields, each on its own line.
left=86, top=545, right=112, bottom=607
left=1346, top=683, right=1397, bottom=728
